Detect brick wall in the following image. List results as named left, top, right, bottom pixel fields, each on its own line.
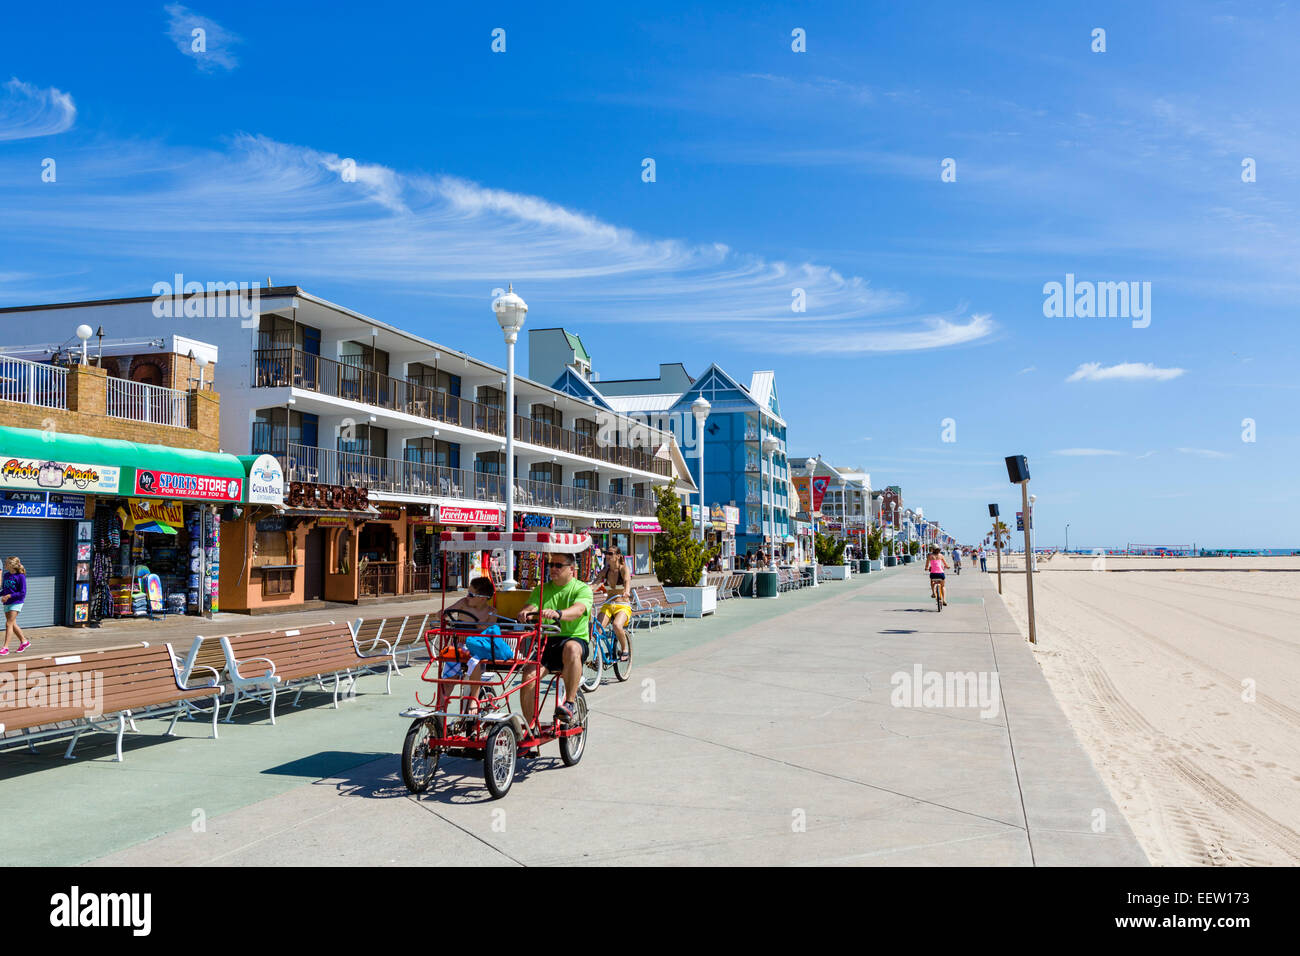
left=0, top=364, right=222, bottom=452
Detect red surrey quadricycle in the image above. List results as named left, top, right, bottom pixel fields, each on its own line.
left=398, top=530, right=591, bottom=799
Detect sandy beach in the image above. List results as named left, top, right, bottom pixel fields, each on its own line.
left=990, top=555, right=1300, bottom=865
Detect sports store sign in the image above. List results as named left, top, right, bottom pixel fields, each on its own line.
left=135, top=469, right=242, bottom=502
left=0, top=457, right=120, bottom=494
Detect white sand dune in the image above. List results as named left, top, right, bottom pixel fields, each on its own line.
left=991, top=558, right=1300, bottom=866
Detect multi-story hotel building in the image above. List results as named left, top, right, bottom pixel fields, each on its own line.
left=0, top=288, right=692, bottom=610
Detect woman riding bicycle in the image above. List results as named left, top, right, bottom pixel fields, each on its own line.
left=927, top=547, right=950, bottom=606
left=591, top=546, right=632, bottom=663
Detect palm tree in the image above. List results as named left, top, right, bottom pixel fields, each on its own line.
left=990, top=520, right=1011, bottom=551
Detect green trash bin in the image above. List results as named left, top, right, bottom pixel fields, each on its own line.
left=885, top=555, right=897, bottom=567
left=739, top=571, right=756, bottom=597
left=755, top=569, right=779, bottom=598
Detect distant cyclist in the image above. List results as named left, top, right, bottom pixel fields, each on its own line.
left=952, top=547, right=962, bottom=574
left=927, top=547, right=950, bottom=605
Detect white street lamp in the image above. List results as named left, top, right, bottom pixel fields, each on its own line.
left=691, top=396, right=711, bottom=585
left=75, top=324, right=93, bottom=365
left=805, top=455, right=820, bottom=587
left=493, top=285, right=527, bottom=590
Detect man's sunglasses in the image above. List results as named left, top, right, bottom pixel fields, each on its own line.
left=546, top=561, right=571, bottom=569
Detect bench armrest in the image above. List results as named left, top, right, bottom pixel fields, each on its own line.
left=356, top=637, right=394, bottom=660
left=233, top=656, right=276, bottom=680
left=182, top=663, right=223, bottom=690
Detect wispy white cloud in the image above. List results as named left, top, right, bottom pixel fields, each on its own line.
left=0, top=78, right=75, bottom=141
left=0, top=132, right=990, bottom=348
left=165, top=4, right=241, bottom=72
left=1177, top=447, right=1230, bottom=459
left=1052, top=448, right=1124, bottom=456
left=762, top=313, right=995, bottom=354
left=1066, top=362, right=1185, bottom=383
left=1136, top=450, right=1157, bottom=460
left=1019, top=366, right=1036, bottom=374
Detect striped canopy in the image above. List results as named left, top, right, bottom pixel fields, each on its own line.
left=437, top=531, right=593, bottom=554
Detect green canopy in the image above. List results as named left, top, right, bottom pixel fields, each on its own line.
left=0, top=425, right=246, bottom=500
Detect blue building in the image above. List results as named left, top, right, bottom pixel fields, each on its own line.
left=558, top=361, right=791, bottom=564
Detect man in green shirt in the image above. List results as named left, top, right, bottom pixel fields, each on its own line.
left=518, top=550, right=592, bottom=725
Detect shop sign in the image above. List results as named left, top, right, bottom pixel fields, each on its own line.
left=408, top=515, right=441, bottom=526
left=0, top=490, right=86, bottom=519
left=514, top=512, right=553, bottom=531
left=438, top=505, right=502, bottom=526
left=246, top=454, right=285, bottom=505
left=0, top=457, right=119, bottom=494
left=256, top=515, right=286, bottom=532
left=315, top=516, right=350, bottom=526
left=136, top=469, right=241, bottom=502
left=375, top=505, right=403, bottom=521
left=632, top=520, right=661, bottom=533
left=723, top=505, right=740, bottom=526
left=552, top=518, right=574, bottom=532
left=592, top=518, right=622, bottom=530
left=128, top=498, right=184, bottom=526
left=287, top=482, right=370, bottom=511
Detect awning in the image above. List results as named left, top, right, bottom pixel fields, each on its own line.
left=0, top=425, right=246, bottom=502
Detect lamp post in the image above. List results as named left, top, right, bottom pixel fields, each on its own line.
left=691, top=396, right=711, bottom=586
left=805, top=456, right=819, bottom=586
left=1065, top=522, right=1070, bottom=555
left=763, top=436, right=779, bottom=566
left=493, top=285, right=527, bottom=590
left=75, top=324, right=93, bottom=365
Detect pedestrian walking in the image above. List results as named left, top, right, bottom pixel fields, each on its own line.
left=1, top=556, right=31, bottom=655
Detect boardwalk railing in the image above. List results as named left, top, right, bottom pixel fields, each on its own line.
left=0, top=356, right=67, bottom=410
left=106, top=378, right=190, bottom=428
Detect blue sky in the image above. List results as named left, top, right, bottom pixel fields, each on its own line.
left=1, top=1, right=1296, bottom=547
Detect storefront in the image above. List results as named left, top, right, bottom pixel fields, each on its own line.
left=0, top=490, right=87, bottom=628
left=409, top=505, right=502, bottom=593
left=218, top=475, right=378, bottom=613
left=0, top=425, right=245, bottom=626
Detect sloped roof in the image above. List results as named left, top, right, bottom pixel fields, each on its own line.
left=549, top=367, right=613, bottom=410
left=749, top=371, right=774, bottom=408
left=564, top=331, right=591, bottom=364
left=603, top=393, right=680, bottom=413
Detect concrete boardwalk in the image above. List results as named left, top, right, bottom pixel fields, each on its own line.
left=0, top=565, right=1147, bottom=866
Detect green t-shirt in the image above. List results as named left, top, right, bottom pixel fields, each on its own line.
left=527, top=578, right=593, bottom=641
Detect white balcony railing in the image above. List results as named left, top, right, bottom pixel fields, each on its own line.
left=0, top=356, right=67, bottom=410
left=106, top=378, right=190, bottom=428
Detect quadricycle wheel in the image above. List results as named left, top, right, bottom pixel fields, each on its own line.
left=483, top=722, right=517, bottom=799
left=401, top=716, right=444, bottom=794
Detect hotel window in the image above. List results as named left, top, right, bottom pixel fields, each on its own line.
left=529, top=463, right=560, bottom=484
left=477, top=385, right=505, bottom=410
left=252, top=408, right=318, bottom=456
left=609, top=478, right=625, bottom=496
left=475, top=451, right=505, bottom=474
left=573, top=470, right=597, bottom=489
left=339, top=425, right=387, bottom=458
left=405, top=437, right=459, bottom=469
left=407, top=362, right=461, bottom=396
